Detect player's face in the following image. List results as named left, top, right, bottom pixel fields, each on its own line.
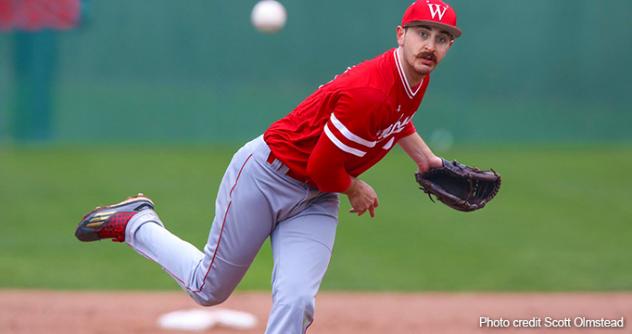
left=396, top=25, right=454, bottom=77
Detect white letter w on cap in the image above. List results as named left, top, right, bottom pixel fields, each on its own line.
left=427, top=4, right=448, bottom=20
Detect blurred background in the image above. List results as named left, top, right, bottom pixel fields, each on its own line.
left=0, top=0, right=631, bottom=291
left=1, top=0, right=630, bottom=144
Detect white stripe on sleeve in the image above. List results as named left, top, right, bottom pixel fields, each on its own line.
left=324, top=124, right=366, bottom=157
left=330, top=114, right=376, bottom=148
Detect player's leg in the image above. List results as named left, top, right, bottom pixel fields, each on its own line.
left=264, top=192, right=339, bottom=334
left=125, top=137, right=278, bottom=306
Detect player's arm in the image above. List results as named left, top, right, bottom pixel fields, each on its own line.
left=306, top=88, right=383, bottom=217
left=307, top=136, right=352, bottom=192
left=398, top=131, right=443, bottom=173
left=307, top=135, right=379, bottom=217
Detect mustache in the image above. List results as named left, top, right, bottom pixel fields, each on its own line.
left=417, top=51, right=437, bottom=62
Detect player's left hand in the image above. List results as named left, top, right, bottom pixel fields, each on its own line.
left=418, top=155, right=443, bottom=173
left=416, top=159, right=501, bottom=212
left=429, top=155, right=443, bottom=169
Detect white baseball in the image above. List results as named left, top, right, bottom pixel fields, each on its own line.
left=251, top=0, right=287, bottom=33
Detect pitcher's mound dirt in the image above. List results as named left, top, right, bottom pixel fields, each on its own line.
left=1, top=291, right=630, bottom=333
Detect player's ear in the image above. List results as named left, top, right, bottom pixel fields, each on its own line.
left=396, top=25, right=406, bottom=47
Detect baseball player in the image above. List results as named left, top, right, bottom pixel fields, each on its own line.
left=75, top=1, right=461, bottom=333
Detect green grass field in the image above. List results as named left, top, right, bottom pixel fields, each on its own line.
left=1, top=144, right=631, bottom=291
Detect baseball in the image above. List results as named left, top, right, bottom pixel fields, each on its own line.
left=251, top=0, right=287, bottom=33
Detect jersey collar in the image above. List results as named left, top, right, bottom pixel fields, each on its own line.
left=394, top=48, right=423, bottom=99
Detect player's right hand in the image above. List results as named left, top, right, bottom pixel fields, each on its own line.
left=343, top=178, right=379, bottom=218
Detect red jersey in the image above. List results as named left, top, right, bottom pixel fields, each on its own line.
left=264, top=48, right=430, bottom=192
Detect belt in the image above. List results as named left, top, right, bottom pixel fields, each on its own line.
left=266, top=151, right=306, bottom=183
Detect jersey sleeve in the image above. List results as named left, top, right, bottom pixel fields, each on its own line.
left=307, top=135, right=353, bottom=192
left=306, top=88, right=387, bottom=192
left=398, top=119, right=417, bottom=138
left=322, top=88, right=386, bottom=158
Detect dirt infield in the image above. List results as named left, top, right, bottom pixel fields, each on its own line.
left=1, top=291, right=630, bottom=333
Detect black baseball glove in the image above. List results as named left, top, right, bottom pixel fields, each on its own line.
left=415, top=159, right=501, bottom=212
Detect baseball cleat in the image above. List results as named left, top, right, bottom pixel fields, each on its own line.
left=75, top=193, right=155, bottom=242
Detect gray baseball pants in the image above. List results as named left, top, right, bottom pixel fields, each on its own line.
left=124, top=135, right=340, bottom=333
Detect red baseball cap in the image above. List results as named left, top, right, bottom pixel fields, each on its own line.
left=401, top=0, right=461, bottom=38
